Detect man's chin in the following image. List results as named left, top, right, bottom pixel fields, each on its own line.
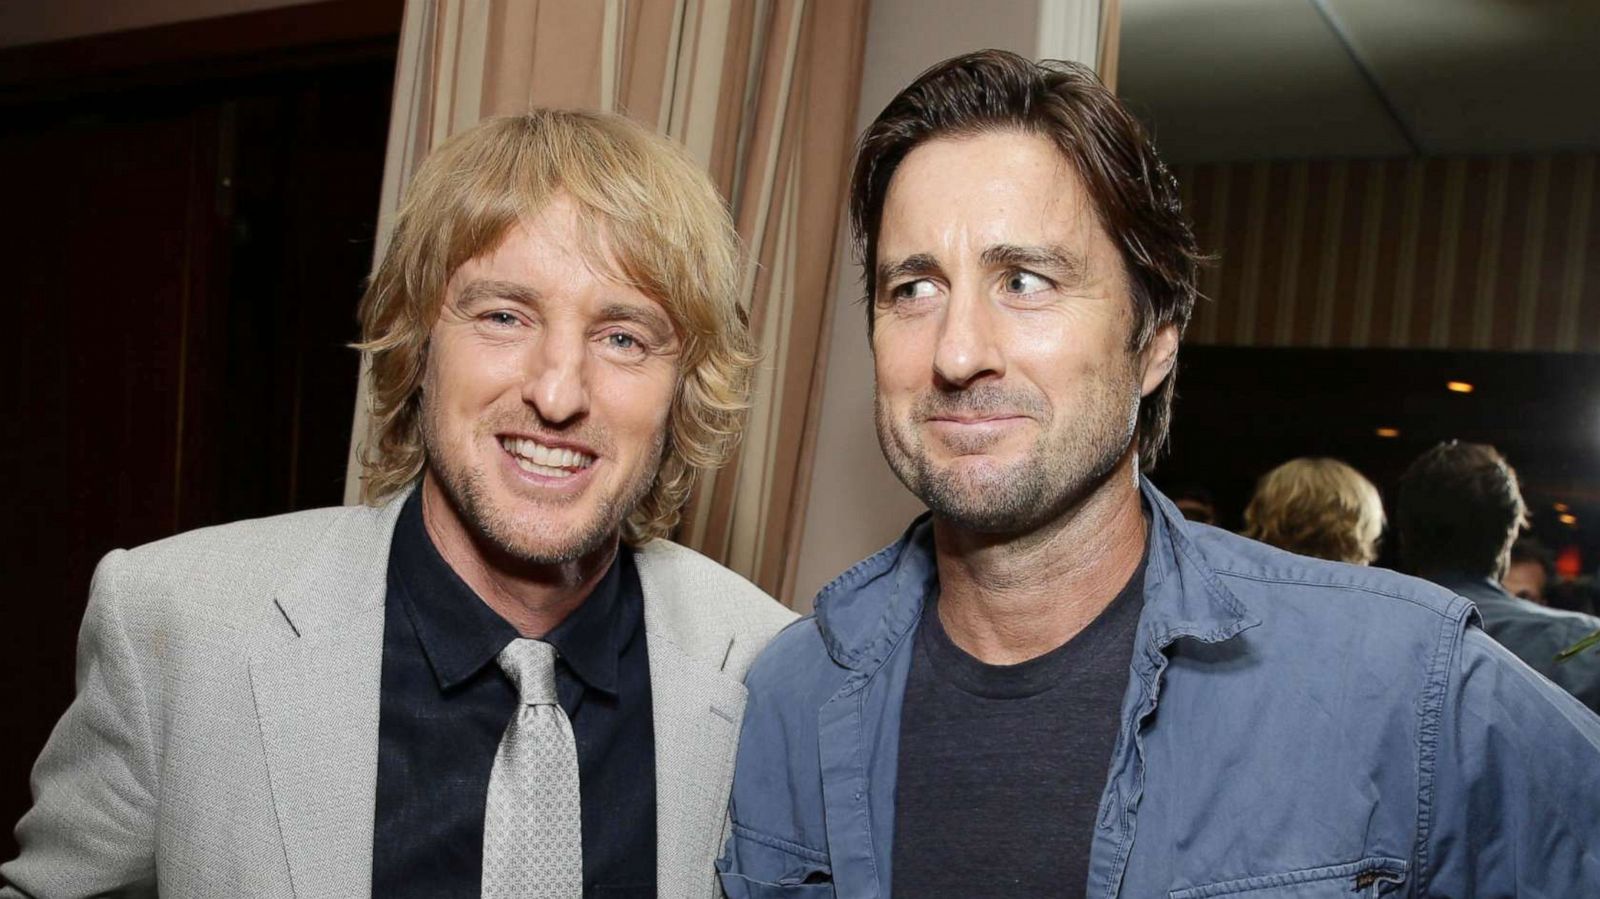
left=489, top=522, right=618, bottom=567
left=468, top=498, right=620, bottom=566
left=924, top=496, right=1040, bottom=535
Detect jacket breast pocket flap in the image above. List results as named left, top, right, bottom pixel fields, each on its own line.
left=716, top=821, right=833, bottom=898
left=1168, top=857, right=1407, bottom=899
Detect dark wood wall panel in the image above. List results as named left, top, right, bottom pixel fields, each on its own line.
left=0, top=1, right=400, bottom=859
left=1177, top=154, right=1600, bottom=352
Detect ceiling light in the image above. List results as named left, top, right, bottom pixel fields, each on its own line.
left=1446, top=381, right=1474, bottom=393
left=1375, top=427, right=1400, bottom=438
left=1559, top=513, right=1578, bottom=526
left=1555, top=502, right=1571, bottom=513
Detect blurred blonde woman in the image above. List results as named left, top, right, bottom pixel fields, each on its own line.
left=1243, top=457, right=1385, bottom=564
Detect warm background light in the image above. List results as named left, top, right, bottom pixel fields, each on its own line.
left=1557, top=545, right=1585, bottom=580
left=1375, top=427, right=1401, bottom=438
left=1555, top=502, right=1571, bottom=513
left=1446, top=381, right=1474, bottom=393
left=1559, top=513, right=1579, bottom=526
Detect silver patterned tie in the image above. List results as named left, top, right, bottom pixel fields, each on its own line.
left=482, top=638, right=583, bottom=898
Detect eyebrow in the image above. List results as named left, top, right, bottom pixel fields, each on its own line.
left=876, top=245, right=1091, bottom=292
left=876, top=253, right=942, bottom=291
left=980, top=243, right=1090, bottom=285
left=597, top=302, right=675, bottom=341
left=454, top=279, right=540, bottom=308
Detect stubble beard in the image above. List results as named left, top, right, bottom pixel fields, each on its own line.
left=419, top=395, right=665, bottom=566
left=876, top=365, right=1142, bottom=536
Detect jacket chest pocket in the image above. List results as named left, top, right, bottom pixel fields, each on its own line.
left=1168, top=857, right=1406, bottom=899
left=716, top=821, right=834, bottom=899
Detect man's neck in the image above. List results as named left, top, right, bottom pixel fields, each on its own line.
left=933, top=457, right=1148, bottom=666
left=419, top=475, right=615, bottom=638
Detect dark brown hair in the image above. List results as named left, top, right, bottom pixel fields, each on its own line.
left=848, top=49, right=1204, bottom=468
left=1397, top=441, right=1528, bottom=579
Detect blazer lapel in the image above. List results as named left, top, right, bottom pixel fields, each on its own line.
left=636, top=545, right=750, bottom=899
left=249, top=498, right=404, bottom=898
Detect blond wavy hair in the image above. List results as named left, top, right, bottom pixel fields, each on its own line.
left=1243, top=457, right=1386, bottom=565
left=356, top=111, right=754, bottom=543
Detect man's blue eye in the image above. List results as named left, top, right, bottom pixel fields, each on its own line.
left=609, top=333, right=639, bottom=350
left=486, top=311, right=519, bottom=326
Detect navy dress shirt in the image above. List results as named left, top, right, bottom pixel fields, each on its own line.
left=371, top=489, right=657, bottom=897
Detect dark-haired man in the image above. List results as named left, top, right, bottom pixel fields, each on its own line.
left=718, top=50, right=1600, bottom=899
left=1399, top=441, right=1600, bottom=712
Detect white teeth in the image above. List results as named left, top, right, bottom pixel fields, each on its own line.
left=513, top=456, right=576, bottom=478
left=499, top=437, right=595, bottom=471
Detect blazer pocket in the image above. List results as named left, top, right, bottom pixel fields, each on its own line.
left=716, top=821, right=832, bottom=899
left=1168, top=857, right=1406, bottom=899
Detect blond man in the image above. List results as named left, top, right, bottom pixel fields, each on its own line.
left=1242, top=457, right=1385, bottom=565
left=3, top=111, right=794, bottom=898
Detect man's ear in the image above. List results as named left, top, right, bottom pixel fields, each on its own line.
left=1139, top=322, right=1179, bottom=397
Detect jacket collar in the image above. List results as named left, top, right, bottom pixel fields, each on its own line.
left=1137, top=480, right=1261, bottom=653
left=251, top=492, right=407, bottom=897
left=812, top=477, right=1261, bottom=672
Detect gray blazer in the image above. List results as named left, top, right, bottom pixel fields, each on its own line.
left=2, top=495, right=796, bottom=898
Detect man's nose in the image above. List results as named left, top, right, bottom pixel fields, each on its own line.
left=932, top=287, right=1005, bottom=388
left=521, top=329, right=591, bottom=425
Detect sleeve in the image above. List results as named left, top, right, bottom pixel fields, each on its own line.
left=1, top=550, right=159, bottom=898
left=1421, top=624, right=1600, bottom=897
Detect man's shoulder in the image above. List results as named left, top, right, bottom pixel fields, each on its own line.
left=627, top=534, right=796, bottom=668
left=634, top=539, right=792, bottom=618
left=1188, top=523, right=1474, bottom=626
left=96, top=502, right=396, bottom=624
left=744, top=613, right=834, bottom=690
left=128, top=502, right=376, bottom=562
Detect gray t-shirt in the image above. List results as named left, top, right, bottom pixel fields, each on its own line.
left=890, top=553, right=1145, bottom=899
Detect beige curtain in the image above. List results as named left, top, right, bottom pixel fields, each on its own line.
left=345, top=0, right=869, bottom=603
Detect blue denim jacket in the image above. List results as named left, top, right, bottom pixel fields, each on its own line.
left=719, top=480, right=1600, bottom=898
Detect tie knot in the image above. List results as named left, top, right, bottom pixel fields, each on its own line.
left=497, top=639, right=559, bottom=706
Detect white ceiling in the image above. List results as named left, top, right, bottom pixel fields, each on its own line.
left=1118, top=0, right=1600, bottom=162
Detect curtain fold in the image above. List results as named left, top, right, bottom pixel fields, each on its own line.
left=345, top=0, right=870, bottom=604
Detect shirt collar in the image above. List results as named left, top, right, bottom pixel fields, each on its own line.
left=1135, top=477, right=1260, bottom=651
left=811, top=476, right=1260, bottom=671
left=389, top=487, right=631, bottom=696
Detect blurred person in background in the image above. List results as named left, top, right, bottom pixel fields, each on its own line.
left=1170, top=484, right=1217, bottom=525
left=1241, top=457, right=1383, bottom=565
left=1503, top=536, right=1556, bottom=605
left=1398, top=440, right=1600, bottom=712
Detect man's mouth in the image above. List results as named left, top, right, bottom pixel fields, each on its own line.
left=929, top=414, right=1027, bottom=424
left=497, top=436, right=597, bottom=479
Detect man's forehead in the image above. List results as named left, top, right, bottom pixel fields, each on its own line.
left=876, top=132, right=1105, bottom=257
left=447, top=206, right=637, bottom=301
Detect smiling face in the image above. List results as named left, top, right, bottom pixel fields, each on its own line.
left=419, top=194, right=680, bottom=566
left=871, top=131, right=1176, bottom=535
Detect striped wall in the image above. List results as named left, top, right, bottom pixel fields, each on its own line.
left=1174, top=154, right=1600, bottom=352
